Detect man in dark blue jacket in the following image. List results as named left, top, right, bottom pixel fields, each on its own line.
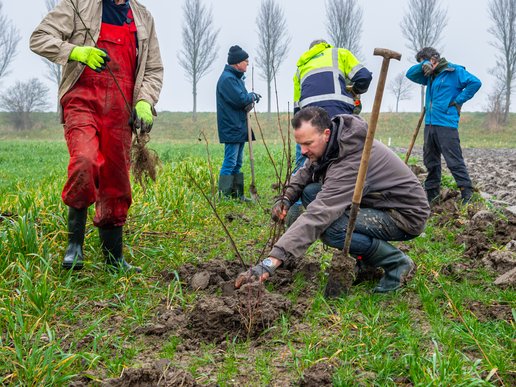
left=216, top=45, right=261, bottom=200
left=406, top=47, right=481, bottom=204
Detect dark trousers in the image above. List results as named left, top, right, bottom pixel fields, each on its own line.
left=423, top=125, right=472, bottom=191
left=302, top=183, right=416, bottom=256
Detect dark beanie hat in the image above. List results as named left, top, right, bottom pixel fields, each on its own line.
left=227, top=45, right=249, bottom=65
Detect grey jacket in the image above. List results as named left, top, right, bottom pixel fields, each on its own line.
left=29, top=0, right=163, bottom=119
left=270, top=114, right=430, bottom=263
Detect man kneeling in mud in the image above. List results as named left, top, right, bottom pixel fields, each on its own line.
left=235, top=107, right=430, bottom=294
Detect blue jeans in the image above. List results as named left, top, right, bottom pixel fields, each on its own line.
left=294, top=144, right=307, bottom=173
left=220, top=143, right=245, bottom=175
left=292, top=144, right=307, bottom=206
left=302, top=183, right=416, bottom=256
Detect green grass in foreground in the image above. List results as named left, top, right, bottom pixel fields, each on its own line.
left=0, top=140, right=514, bottom=385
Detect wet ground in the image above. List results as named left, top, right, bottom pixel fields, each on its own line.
left=404, top=147, right=516, bottom=206
left=70, top=147, right=515, bottom=386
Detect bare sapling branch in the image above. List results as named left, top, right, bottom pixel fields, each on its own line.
left=185, top=167, right=246, bottom=269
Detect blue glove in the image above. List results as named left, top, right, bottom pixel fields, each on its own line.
left=250, top=92, right=261, bottom=103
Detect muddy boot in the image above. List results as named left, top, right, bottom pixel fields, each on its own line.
left=426, top=188, right=440, bottom=205
left=218, top=175, right=234, bottom=199
left=460, top=186, right=473, bottom=204
left=62, top=207, right=87, bottom=270
left=363, top=239, right=416, bottom=293
left=99, top=226, right=141, bottom=273
left=233, top=172, right=252, bottom=202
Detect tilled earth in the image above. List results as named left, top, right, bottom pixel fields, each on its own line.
left=70, top=147, right=515, bottom=386
left=406, top=147, right=516, bottom=206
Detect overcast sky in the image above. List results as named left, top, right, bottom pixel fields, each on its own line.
left=1, top=0, right=513, bottom=113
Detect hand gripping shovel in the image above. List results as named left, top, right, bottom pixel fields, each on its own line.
left=325, top=48, right=402, bottom=298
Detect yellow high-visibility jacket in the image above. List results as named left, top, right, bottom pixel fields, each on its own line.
left=293, top=42, right=371, bottom=117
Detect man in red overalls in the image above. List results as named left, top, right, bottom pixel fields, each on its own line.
left=30, top=0, right=163, bottom=272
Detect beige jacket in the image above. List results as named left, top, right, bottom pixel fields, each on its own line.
left=30, top=0, right=163, bottom=119
left=270, top=114, right=430, bottom=264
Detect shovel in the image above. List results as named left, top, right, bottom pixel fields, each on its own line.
left=247, top=113, right=258, bottom=200
left=325, top=48, right=402, bottom=298
left=404, top=107, right=425, bottom=164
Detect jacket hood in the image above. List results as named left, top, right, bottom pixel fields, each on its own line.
left=296, top=42, right=332, bottom=67
left=333, top=114, right=368, bottom=157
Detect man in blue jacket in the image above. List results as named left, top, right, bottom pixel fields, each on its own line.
left=216, top=45, right=261, bottom=201
left=406, top=47, right=481, bottom=204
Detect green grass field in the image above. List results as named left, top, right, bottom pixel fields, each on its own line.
left=0, top=113, right=515, bottom=385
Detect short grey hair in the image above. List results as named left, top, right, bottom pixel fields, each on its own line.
left=309, top=39, right=327, bottom=49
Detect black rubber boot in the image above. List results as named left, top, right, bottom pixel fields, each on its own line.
left=233, top=172, right=252, bottom=202
left=363, top=239, right=416, bottom=293
left=218, top=175, right=234, bottom=199
left=62, top=207, right=87, bottom=270
left=460, top=186, right=473, bottom=204
left=426, top=188, right=440, bottom=205
left=99, top=226, right=141, bottom=273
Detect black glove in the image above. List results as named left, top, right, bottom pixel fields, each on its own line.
left=250, top=92, right=262, bottom=103
left=271, top=197, right=291, bottom=222
left=422, top=61, right=434, bottom=77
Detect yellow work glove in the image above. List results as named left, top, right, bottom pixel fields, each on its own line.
left=69, top=46, right=110, bottom=72
left=132, top=100, right=154, bottom=134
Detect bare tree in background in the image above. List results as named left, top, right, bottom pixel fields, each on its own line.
left=256, top=0, right=291, bottom=113
left=487, top=0, right=516, bottom=126
left=325, top=0, right=363, bottom=57
left=0, top=1, right=21, bottom=81
left=401, top=0, right=448, bottom=111
left=0, top=78, right=50, bottom=130
left=178, top=0, right=219, bottom=121
left=388, top=72, right=413, bottom=112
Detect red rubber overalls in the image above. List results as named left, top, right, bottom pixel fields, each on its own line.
left=61, top=10, right=137, bottom=228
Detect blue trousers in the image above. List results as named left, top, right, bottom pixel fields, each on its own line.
left=220, top=143, right=245, bottom=175
left=423, top=125, right=472, bottom=190
left=302, top=183, right=416, bottom=256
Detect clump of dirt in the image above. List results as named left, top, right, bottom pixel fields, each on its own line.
left=177, top=259, right=242, bottom=293
left=101, top=359, right=197, bottom=387
left=141, top=259, right=297, bottom=343
left=299, top=363, right=335, bottom=386
left=324, top=251, right=357, bottom=298
left=482, top=244, right=516, bottom=275
left=465, top=301, right=514, bottom=323
left=188, top=282, right=291, bottom=343
left=135, top=306, right=187, bottom=337
left=458, top=209, right=516, bottom=261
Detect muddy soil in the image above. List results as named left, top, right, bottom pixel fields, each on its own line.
left=299, top=362, right=336, bottom=386
left=101, top=360, right=197, bottom=387
left=136, top=257, right=327, bottom=345
left=72, top=146, right=516, bottom=384
left=429, top=191, right=516, bottom=286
